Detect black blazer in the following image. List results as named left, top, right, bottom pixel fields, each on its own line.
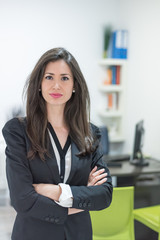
left=2, top=117, right=112, bottom=240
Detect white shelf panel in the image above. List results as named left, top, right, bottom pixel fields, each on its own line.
left=98, top=58, right=127, bottom=143
left=110, top=135, right=125, bottom=142
left=99, top=58, right=127, bottom=66
left=98, top=110, right=123, bottom=118
left=99, top=85, right=123, bottom=92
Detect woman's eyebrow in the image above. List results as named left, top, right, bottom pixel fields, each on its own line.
left=45, top=72, right=54, bottom=75
left=45, top=72, right=72, bottom=77
left=61, top=73, right=72, bottom=77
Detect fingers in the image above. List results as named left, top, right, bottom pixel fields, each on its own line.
left=95, top=177, right=107, bottom=186
left=92, top=168, right=105, bottom=177
left=89, top=166, right=97, bottom=176
left=89, top=170, right=108, bottom=186
left=93, top=172, right=107, bottom=183
left=88, top=167, right=108, bottom=186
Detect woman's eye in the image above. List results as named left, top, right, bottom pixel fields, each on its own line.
left=61, top=76, right=69, bottom=81
left=45, top=76, right=53, bottom=80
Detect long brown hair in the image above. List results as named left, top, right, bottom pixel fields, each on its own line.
left=24, top=47, right=95, bottom=160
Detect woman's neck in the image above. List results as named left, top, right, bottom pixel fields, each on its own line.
left=47, top=104, right=66, bottom=129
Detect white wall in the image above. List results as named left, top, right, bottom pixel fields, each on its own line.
left=0, top=0, right=117, bottom=130
left=0, top=0, right=160, bottom=159
left=115, top=0, right=160, bottom=158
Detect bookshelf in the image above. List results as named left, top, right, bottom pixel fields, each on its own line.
left=98, top=58, right=127, bottom=142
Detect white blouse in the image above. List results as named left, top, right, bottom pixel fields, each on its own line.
left=48, top=130, right=73, bottom=207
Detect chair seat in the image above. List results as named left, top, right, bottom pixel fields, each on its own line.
left=90, top=187, right=135, bottom=240
left=93, top=227, right=133, bottom=240
left=133, top=205, right=160, bottom=233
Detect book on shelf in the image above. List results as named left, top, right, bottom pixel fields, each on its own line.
left=116, top=66, right=120, bottom=84
left=103, top=68, right=112, bottom=85
left=103, top=66, right=121, bottom=85
left=106, top=93, right=118, bottom=111
left=103, top=26, right=112, bottom=58
left=111, top=66, right=116, bottom=84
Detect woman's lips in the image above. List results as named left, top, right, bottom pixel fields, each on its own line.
left=49, top=93, right=63, bottom=98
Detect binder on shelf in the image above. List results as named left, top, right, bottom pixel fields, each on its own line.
left=112, top=30, right=123, bottom=59
left=108, top=29, right=128, bottom=59
left=121, top=30, right=128, bottom=59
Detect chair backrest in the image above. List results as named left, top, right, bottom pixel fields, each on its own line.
left=99, top=126, right=109, bottom=155
left=90, top=186, right=135, bottom=240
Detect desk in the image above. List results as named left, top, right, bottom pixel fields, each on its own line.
left=103, top=157, right=160, bottom=240
left=102, top=157, right=160, bottom=204
left=103, top=157, right=160, bottom=177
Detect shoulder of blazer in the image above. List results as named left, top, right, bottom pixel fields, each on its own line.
left=2, top=117, right=27, bottom=136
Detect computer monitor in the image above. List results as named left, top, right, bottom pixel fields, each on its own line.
left=130, top=120, right=149, bottom=166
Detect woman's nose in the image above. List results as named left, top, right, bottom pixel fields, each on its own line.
left=53, top=81, right=60, bottom=89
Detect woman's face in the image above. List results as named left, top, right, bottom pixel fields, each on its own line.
left=41, top=60, right=74, bottom=108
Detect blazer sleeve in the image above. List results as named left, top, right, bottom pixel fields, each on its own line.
left=70, top=125, right=113, bottom=211
left=2, top=118, right=68, bottom=225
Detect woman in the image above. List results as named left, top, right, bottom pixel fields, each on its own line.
left=2, top=47, right=112, bottom=240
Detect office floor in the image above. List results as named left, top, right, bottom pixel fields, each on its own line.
left=0, top=205, right=16, bottom=240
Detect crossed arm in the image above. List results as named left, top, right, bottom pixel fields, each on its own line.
left=33, top=166, right=107, bottom=215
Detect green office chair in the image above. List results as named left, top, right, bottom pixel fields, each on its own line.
left=90, top=186, right=135, bottom=240
left=133, top=205, right=160, bottom=240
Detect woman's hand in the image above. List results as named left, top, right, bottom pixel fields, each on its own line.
left=68, top=208, right=84, bottom=215
left=87, top=166, right=107, bottom=186
left=33, top=183, right=61, bottom=201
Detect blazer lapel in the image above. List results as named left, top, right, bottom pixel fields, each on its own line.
left=45, top=138, right=80, bottom=184
left=45, top=141, right=61, bottom=184
left=66, top=141, right=80, bottom=184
